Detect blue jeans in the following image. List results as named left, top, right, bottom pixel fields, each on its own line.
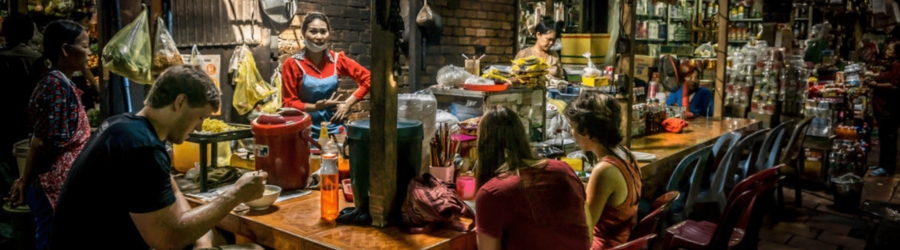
left=25, top=183, right=53, bottom=250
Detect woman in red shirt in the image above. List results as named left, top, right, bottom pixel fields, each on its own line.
left=565, top=90, right=642, bottom=249
left=474, top=105, right=590, bottom=250
left=281, top=12, right=371, bottom=138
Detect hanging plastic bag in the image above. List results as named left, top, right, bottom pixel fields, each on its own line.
left=233, top=48, right=275, bottom=115
left=152, top=17, right=184, bottom=78
left=188, top=44, right=204, bottom=65
left=255, top=65, right=284, bottom=115
left=416, top=0, right=435, bottom=27
left=102, top=7, right=153, bottom=84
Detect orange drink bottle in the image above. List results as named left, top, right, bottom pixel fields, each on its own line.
left=320, top=153, right=340, bottom=222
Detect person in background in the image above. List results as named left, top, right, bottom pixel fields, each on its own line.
left=514, top=15, right=566, bottom=89
left=0, top=14, right=42, bottom=176
left=281, top=12, right=371, bottom=139
left=70, top=11, right=100, bottom=111
left=666, top=64, right=713, bottom=118
left=565, top=90, right=642, bottom=249
left=3, top=20, right=91, bottom=250
left=474, top=105, right=590, bottom=250
left=49, top=65, right=265, bottom=250
left=866, top=38, right=900, bottom=176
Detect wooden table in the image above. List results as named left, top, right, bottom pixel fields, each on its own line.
left=629, top=117, right=762, bottom=200
left=188, top=191, right=475, bottom=250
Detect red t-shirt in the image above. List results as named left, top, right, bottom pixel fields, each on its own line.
left=475, top=160, right=590, bottom=250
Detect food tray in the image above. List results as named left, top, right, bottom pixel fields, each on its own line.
left=187, top=123, right=253, bottom=143
left=464, top=83, right=509, bottom=92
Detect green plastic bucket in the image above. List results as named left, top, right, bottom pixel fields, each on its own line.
left=345, top=119, right=423, bottom=224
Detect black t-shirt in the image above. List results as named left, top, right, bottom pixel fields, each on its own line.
left=49, top=113, right=175, bottom=250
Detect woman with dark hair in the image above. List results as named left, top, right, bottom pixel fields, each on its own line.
left=474, top=105, right=590, bottom=250
left=3, top=20, right=91, bottom=250
left=565, top=90, right=642, bottom=249
left=866, top=37, right=900, bottom=176
left=514, top=15, right=565, bottom=88
left=281, top=12, right=371, bottom=139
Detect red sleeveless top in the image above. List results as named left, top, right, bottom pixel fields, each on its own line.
left=592, top=148, right=643, bottom=250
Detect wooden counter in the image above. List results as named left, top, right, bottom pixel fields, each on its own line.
left=189, top=117, right=759, bottom=249
left=189, top=191, right=475, bottom=250
left=629, top=117, right=762, bottom=201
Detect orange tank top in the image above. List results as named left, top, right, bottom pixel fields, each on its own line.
left=592, top=148, right=643, bottom=250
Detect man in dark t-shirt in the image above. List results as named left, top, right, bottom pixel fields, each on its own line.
left=49, top=65, right=267, bottom=250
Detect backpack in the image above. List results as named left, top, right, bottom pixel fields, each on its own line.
left=400, top=173, right=475, bottom=234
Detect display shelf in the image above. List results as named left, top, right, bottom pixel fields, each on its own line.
left=731, top=18, right=763, bottom=22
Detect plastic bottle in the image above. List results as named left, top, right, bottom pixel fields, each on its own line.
left=317, top=122, right=330, bottom=149
left=337, top=127, right=350, bottom=180
left=320, top=152, right=340, bottom=222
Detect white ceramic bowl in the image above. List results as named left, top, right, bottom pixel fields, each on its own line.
left=244, top=185, right=281, bottom=210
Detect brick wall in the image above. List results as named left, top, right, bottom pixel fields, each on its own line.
left=417, top=0, right=518, bottom=87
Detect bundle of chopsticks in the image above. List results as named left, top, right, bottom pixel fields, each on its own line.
left=430, top=123, right=459, bottom=168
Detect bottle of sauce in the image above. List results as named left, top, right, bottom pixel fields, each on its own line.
left=320, top=152, right=340, bottom=222
left=337, top=127, right=350, bottom=180
left=317, top=122, right=330, bottom=149
left=310, top=150, right=322, bottom=176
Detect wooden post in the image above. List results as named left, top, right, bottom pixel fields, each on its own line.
left=407, top=0, right=422, bottom=91
left=624, top=0, right=636, bottom=147
left=368, top=0, right=398, bottom=228
left=714, top=0, right=728, bottom=119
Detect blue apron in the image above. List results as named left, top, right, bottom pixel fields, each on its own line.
left=295, top=53, right=342, bottom=142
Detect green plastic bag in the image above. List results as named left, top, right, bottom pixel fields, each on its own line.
left=102, top=9, right=153, bottom=85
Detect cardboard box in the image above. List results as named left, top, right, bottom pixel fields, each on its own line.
left=561, top=33, right=611, bottom=64
left=634, top=55, right=658, bottom=82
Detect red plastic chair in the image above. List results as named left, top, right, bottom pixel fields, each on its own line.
left=662, top=165, right=782, bottom=250
left=630, top=191, right=680, bottom=240
left=611, top=234, right=656, bottom=250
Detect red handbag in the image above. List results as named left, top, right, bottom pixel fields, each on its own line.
left=400, top=173, right=475, bottom=234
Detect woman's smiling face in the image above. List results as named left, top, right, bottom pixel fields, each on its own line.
left=304, top=19, right=330, bottom=47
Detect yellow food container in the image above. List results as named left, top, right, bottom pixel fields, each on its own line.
left=561, top=157, right=583, bottom=173
left=173, top=142, right=211, bottom=173
left=172, top=141, right=232, bottom=173
left=582, top=76, right=597, bottom=87
left=230, top=154, right=255, bottom=171
left=582, top=76, right=610, bottom=87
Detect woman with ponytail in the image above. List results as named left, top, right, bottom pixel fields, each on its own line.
left=565, top=90, right=643, bottom=249
left=4, top=20, right=92, bottom=250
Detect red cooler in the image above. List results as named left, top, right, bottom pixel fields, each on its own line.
left=251, top=109, right=314, bottom=190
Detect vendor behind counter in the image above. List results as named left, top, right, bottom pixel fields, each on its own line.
left=665, top=64, right=712, bottom=118
left=514, top=16, right=566, bottom=89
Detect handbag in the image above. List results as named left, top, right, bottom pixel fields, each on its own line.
left=400, top=173, right=475, bottom=234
